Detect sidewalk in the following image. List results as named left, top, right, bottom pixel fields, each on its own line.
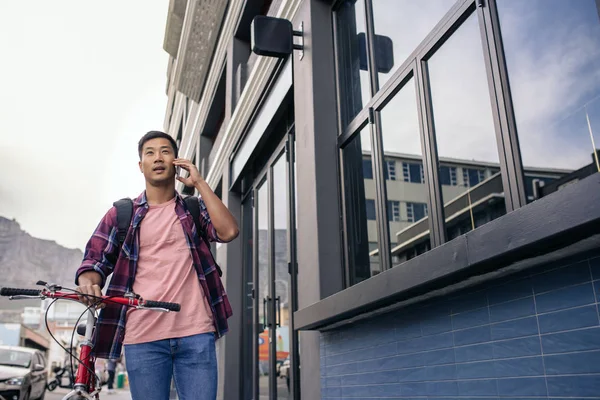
left=46, top=387, right=132, bottom=400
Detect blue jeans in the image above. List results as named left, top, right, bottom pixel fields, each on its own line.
left=124, top=333, right=217, bottom=400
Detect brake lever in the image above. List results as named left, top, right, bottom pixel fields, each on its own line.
left=37, top=281, right=62, bottom=292
left=138, top=306, right=171, bottom=313
left=9, top=295, right=43, bottom=300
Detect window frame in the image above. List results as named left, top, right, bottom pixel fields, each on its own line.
left=333, top=0, right=537, bottom=287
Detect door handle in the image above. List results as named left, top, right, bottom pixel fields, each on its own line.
left=263, top=297, right=271, bottom=328
left=275, top=296, right=281, bottom=327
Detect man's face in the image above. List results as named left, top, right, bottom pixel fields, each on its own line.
left=138, top=138, right=176, bottom=186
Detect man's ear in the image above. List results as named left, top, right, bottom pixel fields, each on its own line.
left=138, top=161, right=143, bottom=173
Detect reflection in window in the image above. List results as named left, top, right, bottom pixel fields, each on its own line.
left=366, top=199, right=376, bottom=220
left=524, top=174, right=553, bottom=201
left=272, top=155, right=291, bottom=399
left=388, top=201, right=400, bottom=222
left=407, top=202, right=428, bottom=223
left=498, top=0, right=600, bottom=200
left=363, top=158, right=373, bottom=179
left=371, top=0, right=455, bottom=88
left=402, top=162, right=424, bottom=183
left=385, top=160, right=397, bottom=180
left=440, top=165, right=458, bottom=186
left=256, top=182, right=269, bottom=399
left=462, top=168, right=486, bottom=187
left=428, top=13, right=507, bottom=238
left=335, top=0, right=371, bottom=127
left=342, top=127, right=380, bottom=284
left=378, top=77, right=432, bottom=266
left=241, top=196, right=254, bottom=400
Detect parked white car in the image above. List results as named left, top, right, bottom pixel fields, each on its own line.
left=0, top=345, right=48, bottom=400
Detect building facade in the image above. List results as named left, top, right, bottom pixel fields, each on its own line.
left=161, top=0, right=600, bottom=399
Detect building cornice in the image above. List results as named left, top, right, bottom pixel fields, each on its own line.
left=173, top=0, right=230, bottom=102
left=163, top=0, right=188, bottom=58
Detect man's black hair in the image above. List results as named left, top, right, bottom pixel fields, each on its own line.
left=138, top=131, right=179, bottom=159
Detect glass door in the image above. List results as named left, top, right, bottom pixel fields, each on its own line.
left=272, top=151, right=290, bottom=399
left=241, top=191, right=255, bottom=400
left=255, top=177, right=269, bottom=400
left=249, top=133, right=298, bottom=400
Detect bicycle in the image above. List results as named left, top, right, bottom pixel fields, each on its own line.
left=0, top=281, right=180, bottom=400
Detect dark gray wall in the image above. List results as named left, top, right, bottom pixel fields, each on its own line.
left=292, top=0, right=344, bottom=398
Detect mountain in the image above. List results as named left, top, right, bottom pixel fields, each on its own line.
left=0, top=217, right=83, bottom=312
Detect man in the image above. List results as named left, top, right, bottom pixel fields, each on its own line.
left=75, top=131, right=238, bottom=400
left=105, top=358, right=116, bottom=394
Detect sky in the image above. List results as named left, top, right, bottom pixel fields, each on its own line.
left=0, top=2, right=170, bottom=251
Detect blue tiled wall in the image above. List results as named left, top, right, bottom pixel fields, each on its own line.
left=320, top=253, right=600, bottom=399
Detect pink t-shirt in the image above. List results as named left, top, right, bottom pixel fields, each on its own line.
left=123, top=197, right=214, bottom=345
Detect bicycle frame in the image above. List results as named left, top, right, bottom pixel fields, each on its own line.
left=64, top=309, right=99, bottom=400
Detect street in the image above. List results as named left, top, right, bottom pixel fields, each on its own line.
left=45, top=388, right=131, bottom=400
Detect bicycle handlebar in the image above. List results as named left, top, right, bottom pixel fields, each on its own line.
left=0, top=288, right=42, bottom=297
left=144, top=300, right=181, bottom=312
left=0, top=287, right=180, bottom=312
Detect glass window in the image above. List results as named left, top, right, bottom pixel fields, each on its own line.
left=386, top=160, right=397, bottom=180
left=256, top=181, right=269, bottom=399
left=240, top=195, right=254, bottom=400
left=462, top=168, right=486, bottom=187
left=402, top=162, right=424, bottom=183
left=362, top=158, right=373, bottom=179
left=379, top=77, right=431, bottom=266
left=407, top=202, right=428, bottom=223
left=366, top=199, right=376, bottom=220
left=367, top=242, right=381, bottom=276
left=371, top=0, right=455, bottom=88
left=0, top=349, right=31, bottom=368
left=428, top=13, right=507, bottom=238
left=523, top=173, right=566, bottom=201
left=272, top=155, right=291, bottom=398
left=498, top=0, right=600, bottom=200
left=388, top=200, right=401, bottom=222
left=335, top=0, right=371, bottom=127
left=440, top=165, right=458, bottom=186
left=342, top=126, right=380, bottom=284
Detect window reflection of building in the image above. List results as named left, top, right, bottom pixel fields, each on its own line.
left=363, top=152, right=568, bottom=275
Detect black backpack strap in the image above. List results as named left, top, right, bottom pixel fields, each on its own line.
left=184, top=196, right=223, bottom=277
left=112, top=198, right=133, bottom=245
left=184, top=196, right=203, bottom=239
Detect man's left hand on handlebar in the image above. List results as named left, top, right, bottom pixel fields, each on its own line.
left=76, top=271, right=104, bottom=308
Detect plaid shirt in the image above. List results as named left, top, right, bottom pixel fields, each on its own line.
left=75, top=191, right=233, bottom=359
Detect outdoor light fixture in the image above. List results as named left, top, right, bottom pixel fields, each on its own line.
left=251, top=16, right=304, bottom=59
left=358, top=32, right=394, bottom=74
